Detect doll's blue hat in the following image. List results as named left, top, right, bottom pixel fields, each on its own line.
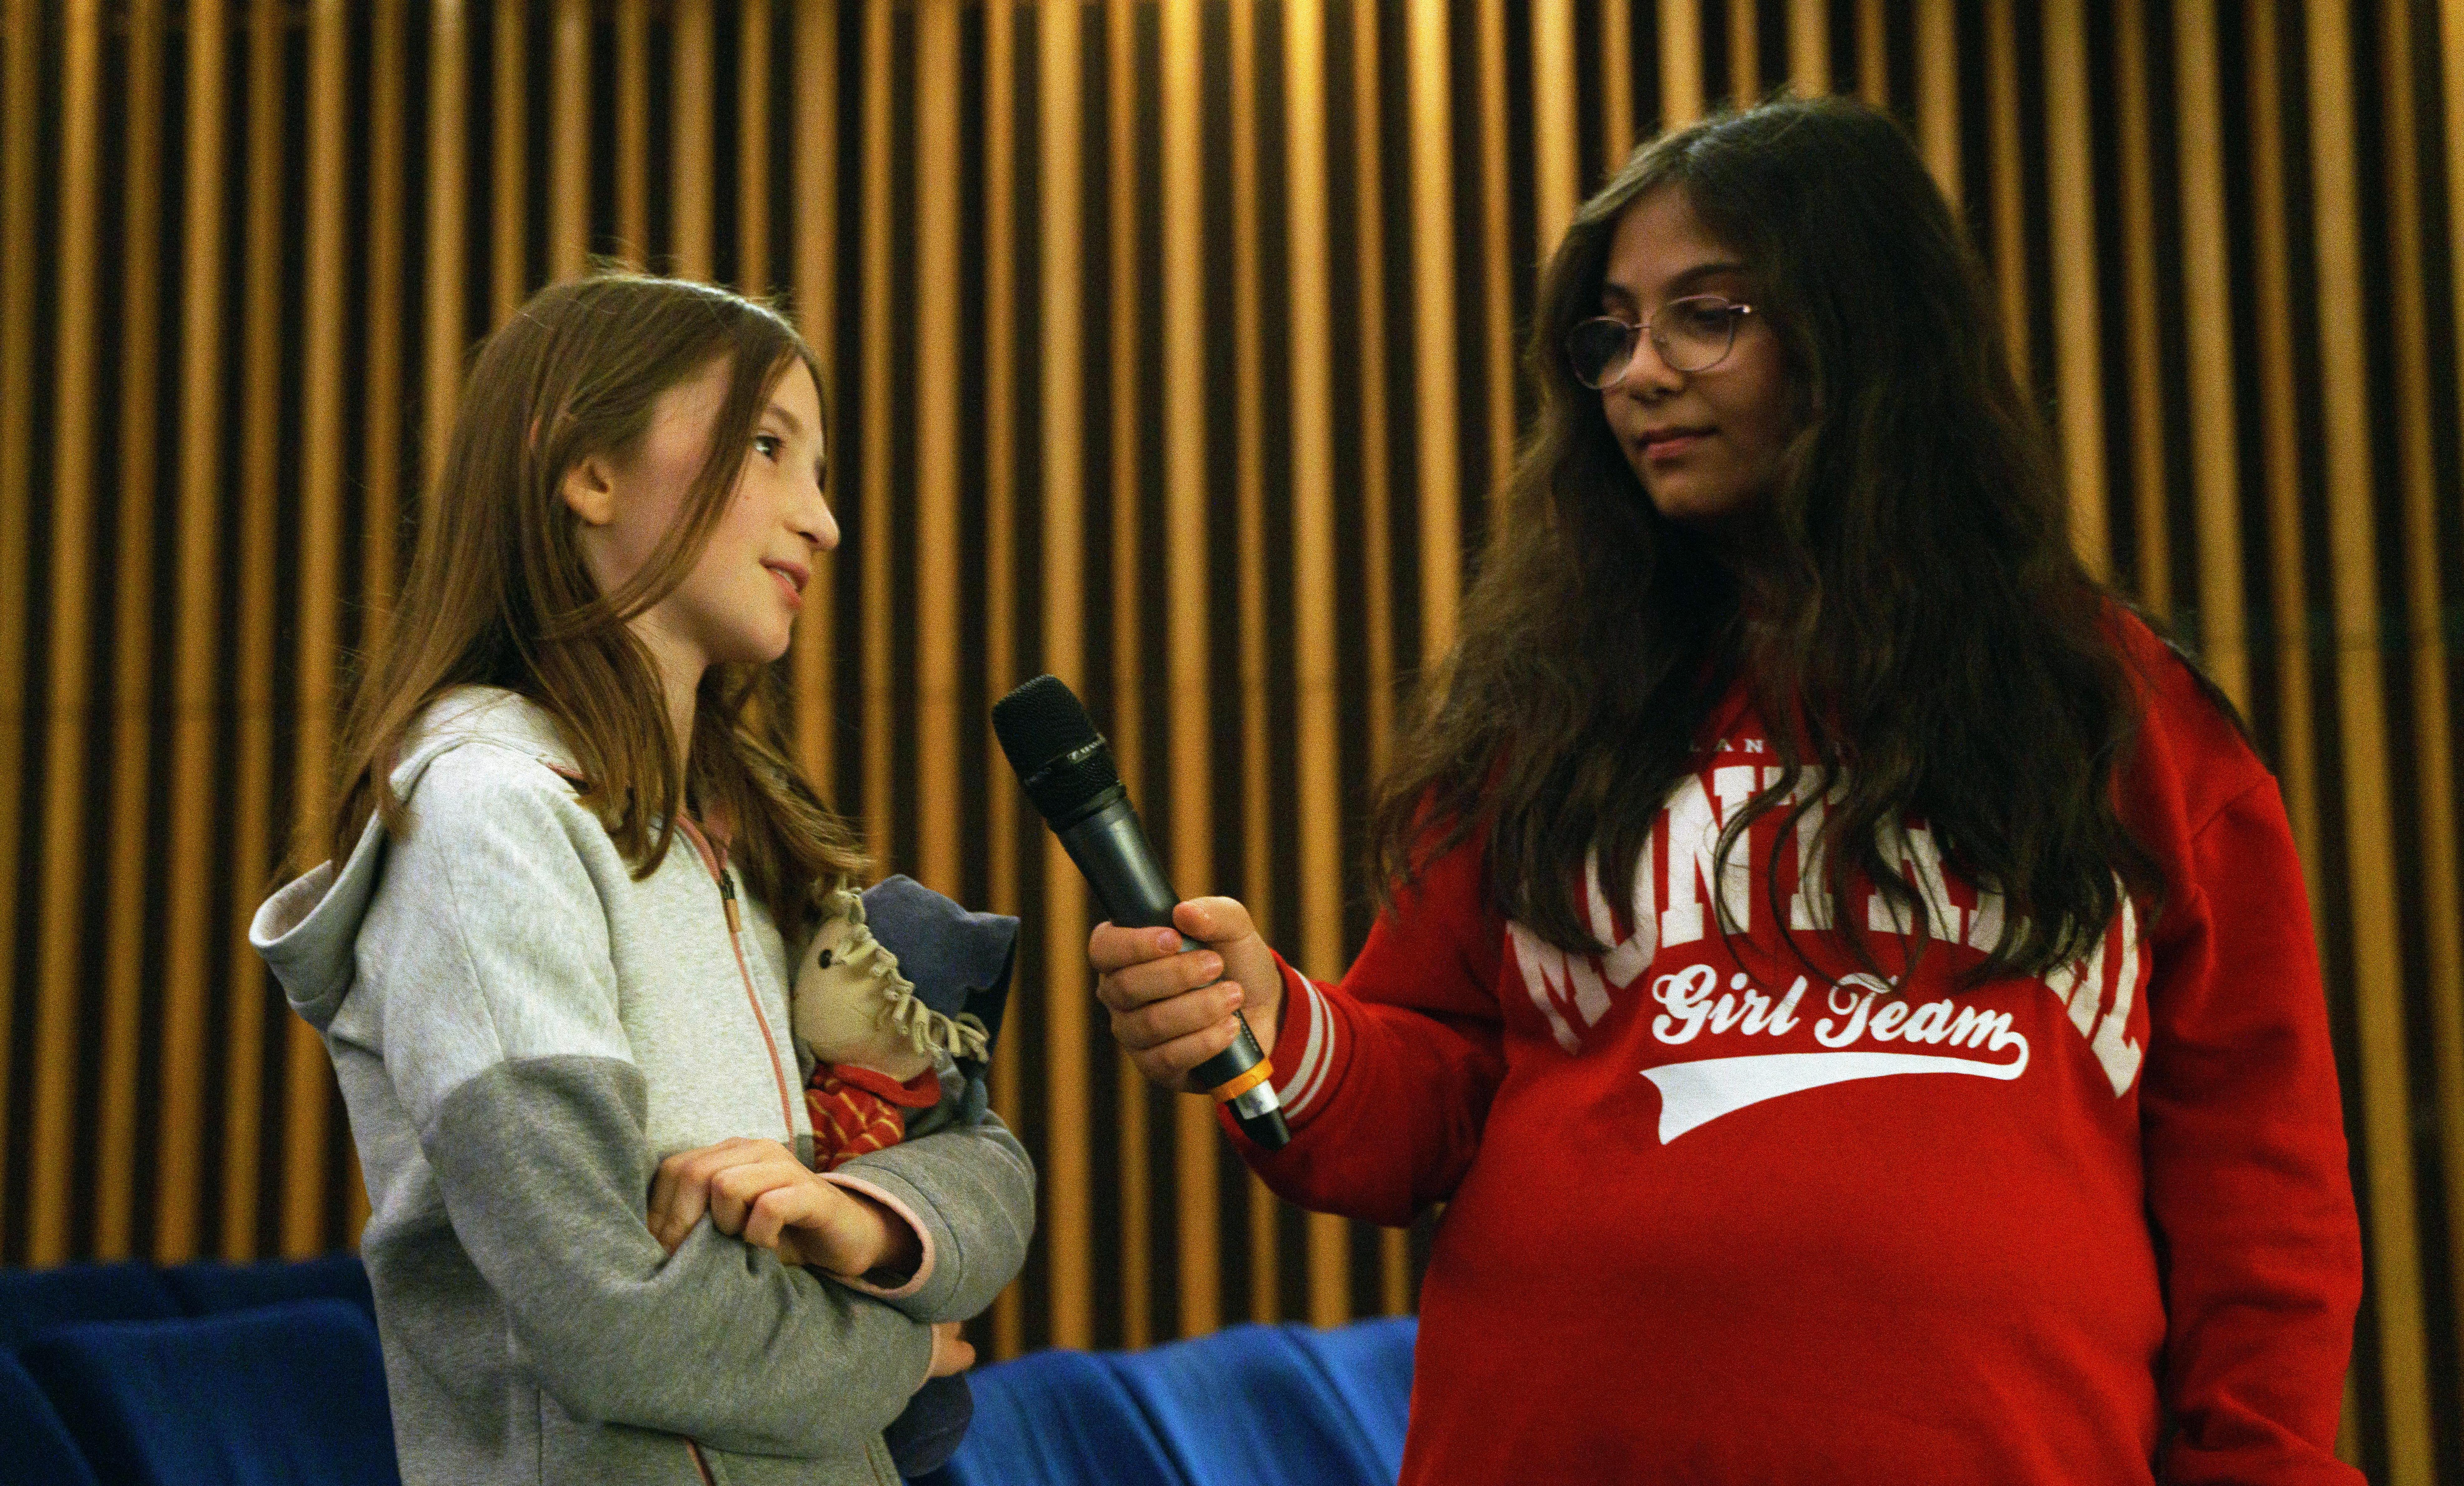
left=859, top=875, right=1019, bottom=1069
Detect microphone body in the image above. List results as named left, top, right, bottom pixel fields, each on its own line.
left=994, top=678, right=1291, bottom=1148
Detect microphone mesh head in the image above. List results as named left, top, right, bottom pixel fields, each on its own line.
left=991, top=675, right=1098, bottom=779
left=993, top=674, right=1129, bottom=829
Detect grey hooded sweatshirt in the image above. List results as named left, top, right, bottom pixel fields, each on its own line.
left=251, top=688, right=1035, bottom=1486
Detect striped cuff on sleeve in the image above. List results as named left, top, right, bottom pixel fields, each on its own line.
left=1267, top=953, right=1340, bottom=1123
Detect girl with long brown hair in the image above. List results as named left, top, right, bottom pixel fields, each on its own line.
left=253, top=273, right=1031, bottom=1486
left=1092, top=97, right=2358, bottom=1483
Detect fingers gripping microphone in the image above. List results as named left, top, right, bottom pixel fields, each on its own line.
left=992, top=675, right=1290, bottom=1150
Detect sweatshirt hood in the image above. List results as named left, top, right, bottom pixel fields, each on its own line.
left=252, top=688, right=579, bottom=1032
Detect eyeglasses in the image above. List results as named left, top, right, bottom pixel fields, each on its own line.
left=1565, top=295, right=1758, bottom=387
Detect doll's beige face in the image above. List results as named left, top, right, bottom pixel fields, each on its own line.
left=793, top=914, right=930, bottom=1079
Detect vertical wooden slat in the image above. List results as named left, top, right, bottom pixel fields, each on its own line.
left=30, top=0, right=105, bottom=1264
left=1728, top=0, right=1759, bottom=107
left=1228, top=0, right=1280, bottom=1330
left=1659, top=0, right=1702, bottom=126
left=1856, top=0, right=1887, bottom=106
left=157, top=0, right=226, bottom=1264
left=1039, top=0, right=1093, bottom=1354
left=224, top=0, right=286, bottom=1261
left=739, top=0, right=771, bottom=295
left=550, top=0, right=589, bottom=282
left=0, top=0, right=36, bottom=1245
left=674, top=0, right=714, bottom=281
left=1349, top=0, right=1402, bottom=1316
left=2435, top=0, right=2464, bottom=1380
left=2042, top=0, right=2107, bottom=577
left=427, top=0, right=468, bottom=494
left=1406, top=0, right=1462, bottom=661
left=1787, top=0, right=1828, bottom=94
left=2171, top=0, right=2247, bottom=707
left=492, top=0, right=526, bottom=323
left=2381, top=0, right=2464, bottom=1409
left=1916, top=1, right=1958, bottom=206
left=790, top=0, right=836, bottom=792
left=95, top=0, right=163, bottom=1261
left=616, top=0, right=649, bottom=266
left=1532, top=1, right=1579, bottom=258
left=282, top=0, right=348, bottom=1259
left=1478, top=0, right=1513, bottom=508
left=1160, top=0, right=1220, bottom=1340
left=351, top=0, right=408, bottom=1247
left=2245, top=1, right=2319, bottom=901
left=914, top=2, right=960, bottom=896
left=1599, top=0, right=1633, bottom=163
left=2304, top=1, right=2432, bottom=1474
left=2113, top=0, right=2165, bottom=611
left=1285, top=0, right=1357, bottom=1328
left=1984, top=0, right=2029, bottom=387
left=980, top=0, right=1023, bottom=1361
left=1104, top=0, right=1147, bottom=1353
left=858, top=2, right=892, bottom=867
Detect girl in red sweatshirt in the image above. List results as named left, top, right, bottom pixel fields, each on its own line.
left=1092, top=97, right=2361, bottom=1485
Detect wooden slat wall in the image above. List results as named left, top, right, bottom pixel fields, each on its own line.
left=2, top=3, right=2457, bottom=1475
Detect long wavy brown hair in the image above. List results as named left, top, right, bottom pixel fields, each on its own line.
left=329, top=273, right=865, bottom=929
left=1370, top=97, right=2163, bottom=987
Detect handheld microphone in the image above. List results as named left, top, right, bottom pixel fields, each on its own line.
left=991, top=675, right=1290, bottom=1150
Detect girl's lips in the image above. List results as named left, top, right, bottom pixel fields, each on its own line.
left=1643, top=428, right=1712, bottom=460
left=765, top=564, right=805, bottom=609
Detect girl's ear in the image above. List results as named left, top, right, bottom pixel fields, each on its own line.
left=561, top=453, right=620, bottom=526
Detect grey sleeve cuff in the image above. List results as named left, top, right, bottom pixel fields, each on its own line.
left=426, top=1055, right=933, bottom=1452
left=831, top=1110, right=1036, bottom=1322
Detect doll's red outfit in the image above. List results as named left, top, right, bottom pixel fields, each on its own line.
left=806, top=1066, right=942, bottom=1170
left=1230, top=617, right=2362, bottom=1485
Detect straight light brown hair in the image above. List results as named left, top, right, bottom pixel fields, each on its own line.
left=330, top=273, right=865, bottom=927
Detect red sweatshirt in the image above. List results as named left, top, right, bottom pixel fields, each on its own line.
left=1232, top=619, right=2362, bottom=1484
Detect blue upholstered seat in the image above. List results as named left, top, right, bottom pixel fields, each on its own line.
left=163, top=1252, right=376, bottom=1318
left=0, top=1348, right=99, bottom=1486
left=0, top=1260, right=181, bottom=1349
left=16, top=1297, right=399, bottom=1486
left=925, top=1344, right=1190, bottom=1486
left=924, top=1315, right=1417, bottom=1486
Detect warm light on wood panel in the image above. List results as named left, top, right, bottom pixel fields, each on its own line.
left=2303, top=1, right=2432, bottom=1474
left=2380, top=0, right=2464, bottom=1402
left=96, top=0, right=164, bottom=1262
left=2112, top=0, right=2166, bottom=612
left=1599, top=2, right=1634, bottom=162
left=914, top=1, right=961, bottom=897
left=0, top=0, right=37, bottom=1246
left=979, top=0, right=1023, bottom=1362
left=426, top=0, right=468, bottom=490
left=2042, top=0, right=2108, bottom=577
left=1984, top=0, right=2028, bottom=387
left=1407, top=0, right=1462, bottom=659
left=2437, top=0, right=2464, bottom=1390
left=283, top=0, right=349, bottom=1260
left=155, top=0, right=227, bottom=1264
left=672, top=0, right=714, bottom=282
left=615, top=0, right=648, bottom=265
left=790, top=0, right=836, bottom=793
left=1787, top=0, right=1828, bottom=94
left=1916, top=1, right=1958, bottom=202
left=859, top=3, right=893, bottom=867
left=2171, top=0, right=2246, bottom=707
left=1728, top=0, right=1759, bottom=106
left=491, top=0, right=525, bottom=324
left=738, top=0, right=772, bottom=295
left=1031, top=0, right=1091, bottom=1363
left=1532, top=1, right=1579, bottom=258
left=1104, top=0, right=1148, bottom=1354
left=30, top=0, right=104, bottom=1266
left=1355, top=0, right=1395, bottom=775
left=1161, top=0, right=1221, bottom=1340
left=1659, top=0, right=1701, bottom=126
left=1477, top=0, right=1514, bottom=506
left=551, top=0, right=588, bottom=282
left=224, top=0, right=286, bottom=1262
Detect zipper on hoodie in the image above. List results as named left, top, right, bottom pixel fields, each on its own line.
left=675, top=816, right=798, bottom=1143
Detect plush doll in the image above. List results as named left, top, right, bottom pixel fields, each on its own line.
left=792, top=874, right=1018, bottom=1479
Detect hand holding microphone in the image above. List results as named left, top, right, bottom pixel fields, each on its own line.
left=1087, top=898, right=1285, bottom=1101
left=992, top=675, right=1291, bottom=1148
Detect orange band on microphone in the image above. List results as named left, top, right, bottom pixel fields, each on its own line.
left=1210, top=1059, right=1274, bottom=1103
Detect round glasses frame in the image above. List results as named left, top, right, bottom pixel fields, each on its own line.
left=1566, top=295, right=1757, bottom=388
